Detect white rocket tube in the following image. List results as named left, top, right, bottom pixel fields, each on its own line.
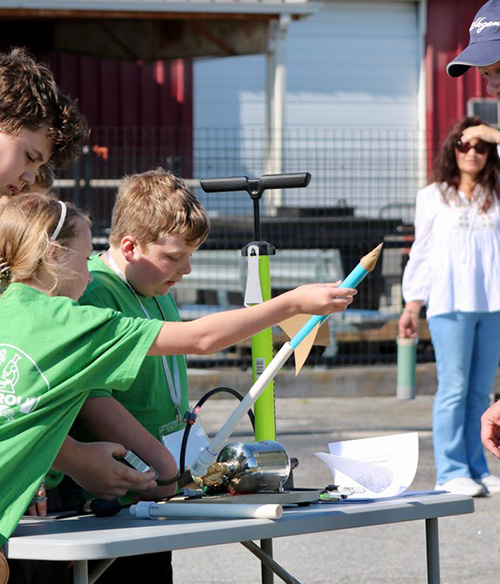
left=189, top=342, right=294, bottom=481
left=130, top=501, right=283, bottom=520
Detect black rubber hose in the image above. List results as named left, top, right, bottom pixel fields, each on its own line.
left=179, top=386, right=255, bottom=474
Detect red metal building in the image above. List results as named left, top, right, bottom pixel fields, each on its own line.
left=40, top=51, right=193, bottom=178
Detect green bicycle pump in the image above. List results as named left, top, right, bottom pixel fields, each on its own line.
left=200, top=173, right=311, bottom=441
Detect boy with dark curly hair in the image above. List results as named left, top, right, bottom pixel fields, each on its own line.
left=0, top=47, right=88, bottom=203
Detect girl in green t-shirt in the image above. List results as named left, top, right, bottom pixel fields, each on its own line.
left=0, top=193, right=356, bottom=547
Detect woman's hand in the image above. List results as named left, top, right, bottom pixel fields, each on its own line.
left=461, top=124, right=500, bottom=145
left=398, top=302, right=421, bottom=339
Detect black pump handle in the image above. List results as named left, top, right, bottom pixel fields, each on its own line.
left=200, top=172, right=311, bottom=199
left=200, top=176, right=249, bottom=193
left=259, top=172, right=311, bottom=191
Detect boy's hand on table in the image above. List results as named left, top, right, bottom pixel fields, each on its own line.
left=53, top=439, right=157, bottom=499
left=26, top=482, right=48, bottom=516
left=77, top=396, right=180, bottom=499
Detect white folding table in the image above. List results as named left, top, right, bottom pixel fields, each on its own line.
left=6, top=493, right=474, bottom=584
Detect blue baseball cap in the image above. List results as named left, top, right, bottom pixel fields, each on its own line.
left=447, top=0, right=500, bottom=77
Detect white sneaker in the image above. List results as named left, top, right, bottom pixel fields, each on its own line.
left=434, top=477, right=487, bottom=497
left=479, top=475, right=500, bottom=494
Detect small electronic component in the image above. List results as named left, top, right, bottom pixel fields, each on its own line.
left=318, top=484, right=350, bottom=502
left=123, top=450, right=158, bottom=480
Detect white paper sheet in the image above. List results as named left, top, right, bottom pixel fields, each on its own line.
left=162, top=419, right=209, bottom=469
left=315, top=432, right=419, bottom=499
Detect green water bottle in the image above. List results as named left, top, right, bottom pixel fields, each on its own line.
left=396, top=336, right=417, bottom=400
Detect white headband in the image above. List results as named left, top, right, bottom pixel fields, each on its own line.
left=49, top=201, right=67, bottom=242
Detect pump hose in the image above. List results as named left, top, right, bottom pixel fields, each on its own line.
left=179, top=386, right=255, bottom=475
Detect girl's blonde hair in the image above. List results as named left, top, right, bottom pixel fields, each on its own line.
left=109, top=168, right=210, bottom=249
left=0, top=193, right=90, bottom=293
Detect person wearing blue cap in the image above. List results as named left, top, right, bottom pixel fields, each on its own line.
left=447, top=0, right=500, bottom=80
left=446, top=0, right=500, bottom=469
left=448, top=0, right=500, bottom=146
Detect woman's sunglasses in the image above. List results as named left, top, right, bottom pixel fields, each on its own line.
left=455, top=140, right=490, bottom=155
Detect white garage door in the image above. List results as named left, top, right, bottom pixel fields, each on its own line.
left=285, top=1, right=419, bottom=127
left=194, top=0, right=421, bottom=214
left=195, top=0, right=419, bottom=128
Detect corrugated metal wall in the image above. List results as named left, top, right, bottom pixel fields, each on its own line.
left=38, top=51, right=193, bottom=226
left=41, top=51, right=192, bottom=131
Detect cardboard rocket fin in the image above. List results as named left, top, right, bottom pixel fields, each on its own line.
left=278, top=314, right=330, bottom=375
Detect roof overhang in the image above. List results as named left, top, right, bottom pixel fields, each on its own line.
left=0, top=1, right=320, bottom=59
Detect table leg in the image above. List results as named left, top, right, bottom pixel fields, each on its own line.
left=425, top=517, right=440, bottom=584
left=73, top=560, right=89, bottom=584
left=89, top=558, right=116, bottom=584
left=241, top=540, right=302, bottom=584
left=261, top=539, right=274, bottom=584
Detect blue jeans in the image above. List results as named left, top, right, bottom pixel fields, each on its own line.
left=429, top=312, right=500, bottom=485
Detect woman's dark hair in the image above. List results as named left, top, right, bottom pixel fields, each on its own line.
left=431, top=116, right=500, bottom=212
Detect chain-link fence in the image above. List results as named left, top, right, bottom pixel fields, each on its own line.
left=55, top=126, right=437, bottom=368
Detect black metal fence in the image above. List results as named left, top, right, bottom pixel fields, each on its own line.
left=55, top=126, right=437, bottom=368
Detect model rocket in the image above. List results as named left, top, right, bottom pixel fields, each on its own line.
left=188, top=243, right=384, bottom=485
left=279, top=242, right=384, bottom=374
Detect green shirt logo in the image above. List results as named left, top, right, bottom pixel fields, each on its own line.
left=0, top=345, right=47, bottom=420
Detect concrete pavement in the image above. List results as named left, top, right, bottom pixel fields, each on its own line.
left=173, top=391, right=500, bottom=584
left=187, top=363, right=500, bottom=400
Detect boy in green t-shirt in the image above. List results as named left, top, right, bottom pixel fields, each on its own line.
left=76, top=170, right=207, bottom=461
left=0, top=48, right=87, bottom=206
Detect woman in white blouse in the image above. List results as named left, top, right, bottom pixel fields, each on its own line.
left=399, top=116, right=500, bottom=497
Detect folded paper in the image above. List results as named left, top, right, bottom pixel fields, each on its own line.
left=315, top=432, right=418, bottom=499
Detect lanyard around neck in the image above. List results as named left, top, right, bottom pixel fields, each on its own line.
left=104, top=250, right=182, bottom=412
